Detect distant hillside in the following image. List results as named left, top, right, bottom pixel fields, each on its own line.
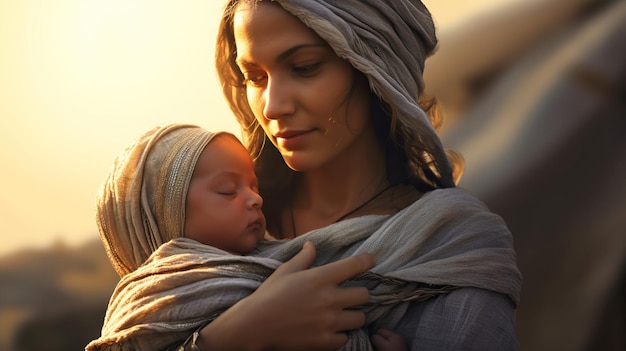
left=0, top=239, right=119, bottom=351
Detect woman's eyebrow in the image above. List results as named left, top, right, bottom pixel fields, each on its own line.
left=275, top=44, right=325, bottom=63
left=236, top=44, right=326, bottom=66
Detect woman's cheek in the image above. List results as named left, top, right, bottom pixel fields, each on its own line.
left=246, top=88, right=264, bottom=118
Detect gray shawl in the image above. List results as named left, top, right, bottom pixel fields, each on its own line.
left=86, top=188, right=521, bottom=350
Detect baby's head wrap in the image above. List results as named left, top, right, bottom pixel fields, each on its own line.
left=96, top=124, right=221, bottom=277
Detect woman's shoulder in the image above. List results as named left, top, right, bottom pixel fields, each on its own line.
left=405, top=187, right=492, bottom=216
left=400, top=187, right=511, bottom=246
left=419, top=186, right=483, bottom=204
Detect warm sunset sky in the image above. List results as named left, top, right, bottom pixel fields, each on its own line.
left=0, top=0, right=521, bottom=256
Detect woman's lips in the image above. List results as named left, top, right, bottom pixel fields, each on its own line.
left=274, top=129, right=314, bottom=149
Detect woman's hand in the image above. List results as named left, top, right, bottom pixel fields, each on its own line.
left=196, top=241, right=375, bottom=351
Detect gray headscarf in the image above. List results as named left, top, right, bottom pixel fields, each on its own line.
left=96, top=124, right=222, bottom=277
left=275, top=0, right=436, bottom=96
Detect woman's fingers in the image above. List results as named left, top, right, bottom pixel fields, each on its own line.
left=332, top=285, right=370, bottom=308
left=277, top=242, right=374, bottom=311
left=334, top=309, right=367, bottom=332
left=312, top=251, right=376, bottom=283
left=271, top=241, right=317, bottom=276
left=269, top=242, right=375, bottom=287
left=208, top=242, right=375, bottom=350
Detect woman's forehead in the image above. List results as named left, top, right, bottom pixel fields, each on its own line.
left=233, top=2, right=325, bottom=62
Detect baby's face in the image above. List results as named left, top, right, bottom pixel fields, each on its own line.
left=184, top=134, right=265, bottom=254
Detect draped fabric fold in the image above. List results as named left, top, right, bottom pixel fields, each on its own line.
left=86, top=188, right=521, bottom=351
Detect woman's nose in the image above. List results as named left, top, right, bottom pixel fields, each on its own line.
left=263, top=77, right=295, bottom=119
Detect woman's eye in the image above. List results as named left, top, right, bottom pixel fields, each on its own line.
left=293, top=63, right=320, bottom=76
left=243, top=73, right=267, bottom=87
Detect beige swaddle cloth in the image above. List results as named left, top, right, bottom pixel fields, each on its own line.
left=96, top=124, right=221, bottom=277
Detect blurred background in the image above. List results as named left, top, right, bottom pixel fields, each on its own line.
left=0, top=0, right=624, bottom=350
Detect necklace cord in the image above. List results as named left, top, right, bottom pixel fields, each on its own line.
left=290, top=184, right=393, bottom=237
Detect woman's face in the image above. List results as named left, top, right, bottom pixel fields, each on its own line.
left=232, top=1, right=374, bottom=172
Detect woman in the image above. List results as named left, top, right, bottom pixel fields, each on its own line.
left=184, top=1, right=522, bottom=350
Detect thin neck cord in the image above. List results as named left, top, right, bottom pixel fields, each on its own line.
left=290, top=184, right=393, bottom=237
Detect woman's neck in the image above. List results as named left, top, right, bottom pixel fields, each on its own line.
left=297, top=175, right=386, bottom=219
left=285, top=133, right=392, bottom=236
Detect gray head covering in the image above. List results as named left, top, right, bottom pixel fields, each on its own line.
left=276, top=0, right=436, bottom=93
left=96, top=124, right=221, bottom=277
left=269, top=0, right=454, bottom=185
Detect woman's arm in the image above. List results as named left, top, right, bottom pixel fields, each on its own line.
left=193, top=242, right=376, bottom=351
left=395, top=287, right=519, bottom=351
